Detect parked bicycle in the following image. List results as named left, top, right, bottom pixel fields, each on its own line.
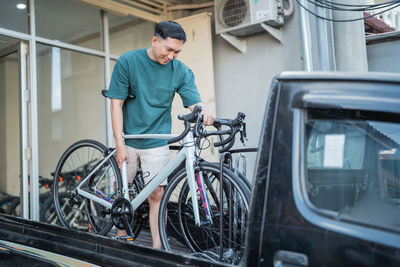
left=5, top=176, right=53, bottom=217
left=0, top=193, right=18, bottom=214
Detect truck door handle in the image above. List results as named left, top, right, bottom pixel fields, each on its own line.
left=274, top=250, right=308, bottom=267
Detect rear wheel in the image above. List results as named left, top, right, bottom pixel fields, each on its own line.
left=53, top=139, right=122, bottom=235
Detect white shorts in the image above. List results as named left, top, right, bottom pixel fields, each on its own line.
left=125, top=145, right=170, bottom=186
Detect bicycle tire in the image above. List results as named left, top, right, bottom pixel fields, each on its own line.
left=181, top=162, right=250, bottom=258
left=166, top=164, right=240, bottom=248
left=158, top=161, right=250, bottom=264
left=5, top=197, right=20, bottom=216
left=53, top=139, right=124, bottom=235
left=236, top=171, right=251, bottom=191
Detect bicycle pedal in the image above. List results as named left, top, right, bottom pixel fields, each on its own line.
left=113, top=235, right=135, bottom=243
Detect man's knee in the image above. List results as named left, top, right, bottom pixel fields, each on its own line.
left=148, top=186, right=164, bottom=203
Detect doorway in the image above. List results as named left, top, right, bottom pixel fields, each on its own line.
left=0, top=36, right=29, bottom=219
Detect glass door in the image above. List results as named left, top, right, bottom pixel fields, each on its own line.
left=0, top=38, right=29, bottom=219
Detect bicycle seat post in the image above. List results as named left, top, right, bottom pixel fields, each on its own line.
left=121, top=161, right=129, bottom=200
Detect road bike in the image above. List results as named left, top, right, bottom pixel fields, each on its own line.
left=52, top=105, right=250, bottom=264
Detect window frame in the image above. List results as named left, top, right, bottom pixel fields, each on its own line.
left=0, top=0, right=119, bottom=221
left=292, top=107, right=400, bottom=249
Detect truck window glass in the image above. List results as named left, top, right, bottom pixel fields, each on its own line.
left=304, top=109, right=400, bottom=232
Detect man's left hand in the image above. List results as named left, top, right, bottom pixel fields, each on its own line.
left=201, top=107, right=214, bottom=126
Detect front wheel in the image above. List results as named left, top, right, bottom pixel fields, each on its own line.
left=158, top=161, right=250, bottom=264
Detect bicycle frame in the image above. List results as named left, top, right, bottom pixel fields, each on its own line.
left=75, top=131, right=210, bottom=227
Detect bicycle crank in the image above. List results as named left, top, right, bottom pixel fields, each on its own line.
left=111, top=197, right=134, bottom=232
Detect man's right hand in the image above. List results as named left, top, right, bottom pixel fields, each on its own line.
left=116, top=145, right=129, bottom=169
left=110, top=98, right=127, bottom=169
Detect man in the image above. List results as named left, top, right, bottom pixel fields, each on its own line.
left=106, top=21, right=214, bottom=249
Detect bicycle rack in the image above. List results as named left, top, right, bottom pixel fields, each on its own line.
left=219, top=151, right=233, bottom=261
left=218, top=148, right=258, bottom=262
left=235, top=152, right=247, bottom=178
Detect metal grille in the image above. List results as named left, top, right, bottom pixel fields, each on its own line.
left=222, top=0, right=248, bottom=27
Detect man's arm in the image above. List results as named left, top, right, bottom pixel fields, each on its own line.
left=188, top=102, right=214, bottom=126
left=110, top=98, right=128, bottom=169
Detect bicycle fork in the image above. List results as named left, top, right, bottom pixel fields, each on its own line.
left=184, top=133, right=213, bottom=226
left=195, top=170, right=213, bottom=224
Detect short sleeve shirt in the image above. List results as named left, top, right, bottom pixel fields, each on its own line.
left=107, top=48, right=201, bottom=149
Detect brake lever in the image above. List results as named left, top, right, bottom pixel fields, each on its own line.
left=239, top=122, right=247, bottom=145
left=193, top=114, right=203, bottom=138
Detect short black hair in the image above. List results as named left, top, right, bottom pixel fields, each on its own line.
left=154, top=21, right=186, bottom=43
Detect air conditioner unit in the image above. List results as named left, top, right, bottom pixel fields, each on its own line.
left=215, top=0, right=284, bottom=37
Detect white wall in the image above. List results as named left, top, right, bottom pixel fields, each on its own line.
left=109, top=20, right=154, bottom=55
left=212, top=8, right=303, bottom=181
left=367, top=38, right=400, bottom=72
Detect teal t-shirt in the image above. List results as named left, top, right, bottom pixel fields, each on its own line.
left=107, top=48, right=201, bottom=149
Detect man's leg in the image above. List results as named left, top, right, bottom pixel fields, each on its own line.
left=139, top=145, right=169, bottom=248
left=148, top=186, right=164, bottom=248
left=117, top=145, right=138, bottom=237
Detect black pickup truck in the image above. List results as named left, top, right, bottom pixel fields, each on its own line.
left=1, top=72, right=399, bottom=266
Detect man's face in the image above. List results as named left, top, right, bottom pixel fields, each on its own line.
left=151, top=36, right=183, bottom=65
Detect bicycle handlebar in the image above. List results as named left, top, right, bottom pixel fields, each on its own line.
left=167, top=121, right=190, bottom=144
left=203, top=112, right=247, bottom=153
left=101, top=89, right=247, bottom=152
left=167, top=105, right=202, bottom=144
left=214, top=127, right=239, bottom=148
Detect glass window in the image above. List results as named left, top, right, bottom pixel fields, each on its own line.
left=35, top=0, right=101, bottom=50
left=304, top=109, right=400, bottom=231
left=0, top=0, right=29, bottom=33
left=109, top=13, right=154, bottom=55
left=0, top=48, right=21, bottom=206
left=37, top=44, right=105, bottom=189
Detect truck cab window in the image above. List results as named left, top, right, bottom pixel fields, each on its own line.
left=304, top=109, right=400, bottom=232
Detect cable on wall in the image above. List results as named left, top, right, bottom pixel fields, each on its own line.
left=296, top=0, right=400, bottom=22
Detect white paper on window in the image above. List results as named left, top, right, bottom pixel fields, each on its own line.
left=323, top=134, right=345, bottom=168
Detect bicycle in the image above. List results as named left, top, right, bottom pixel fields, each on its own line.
left=5, top=176, right=53, bottom=217
left=52, top=105, right=250, bottom=264
left=0, top=194, right=18, bottom=214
